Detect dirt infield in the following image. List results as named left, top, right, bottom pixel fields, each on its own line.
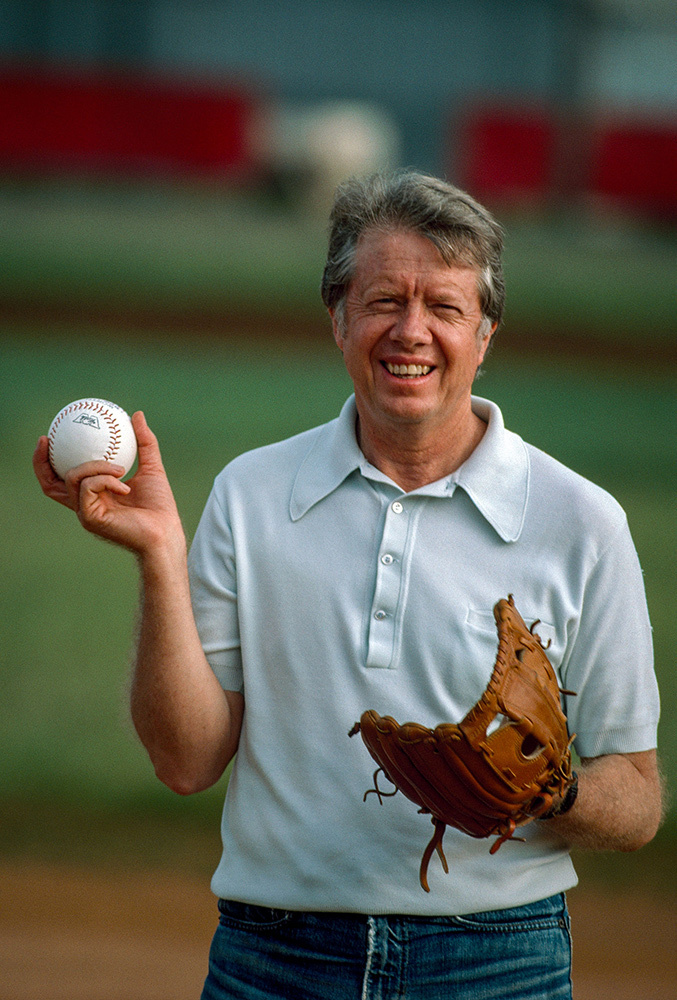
left=2, top=859, right=675, bottom=1000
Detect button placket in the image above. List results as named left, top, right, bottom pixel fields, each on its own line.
left=367, top=498, right=410, bottom=669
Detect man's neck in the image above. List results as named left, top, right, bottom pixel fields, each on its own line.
left=356, top=409, right=487, bottom=493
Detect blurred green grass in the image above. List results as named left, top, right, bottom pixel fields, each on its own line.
left=2, top=327, right=675, bottom=869
left=0, top=180, right=328, bottom=322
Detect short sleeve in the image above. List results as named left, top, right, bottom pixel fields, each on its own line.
left=560, top=516, right=660, bottom=758
left=187, top=483, right=243, bottom=693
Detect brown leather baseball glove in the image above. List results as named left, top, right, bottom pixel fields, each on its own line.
left=349, top=595, right=576, bottom=891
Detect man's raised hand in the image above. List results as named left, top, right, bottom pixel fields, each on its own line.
left=33, top=411, right=185, bottom=558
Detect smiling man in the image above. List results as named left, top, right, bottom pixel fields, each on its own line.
left=329, top=225, right=495, bottom=490
left=34, top=171, right=662, bottom=1000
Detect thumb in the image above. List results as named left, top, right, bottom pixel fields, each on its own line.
left=131, top=411, right=165, bottom=471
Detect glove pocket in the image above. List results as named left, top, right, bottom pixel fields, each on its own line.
left=435, top=724, right=555, bottom=809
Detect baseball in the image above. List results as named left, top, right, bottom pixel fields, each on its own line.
left=48, top=398, right=138, bottom=480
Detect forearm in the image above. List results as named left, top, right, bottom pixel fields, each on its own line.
left=131, top=535, right=243, bottom=795
left=544, top=751, right=664, bottom=851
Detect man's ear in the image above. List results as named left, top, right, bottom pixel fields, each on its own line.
left=478, top=321, right=498, bottom=365
left=329, top=308, right=344, bottom=351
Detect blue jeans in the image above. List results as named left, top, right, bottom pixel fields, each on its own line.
left=201, top=893, right=572, bottom=999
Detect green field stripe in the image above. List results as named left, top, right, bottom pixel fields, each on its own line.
left=1, top=181, right=675, bottom=341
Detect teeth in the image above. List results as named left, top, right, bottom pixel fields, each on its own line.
left=385, top=363, right=432, bottom=377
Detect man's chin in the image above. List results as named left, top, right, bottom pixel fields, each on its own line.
left=376, top=398, right=438, bottom=427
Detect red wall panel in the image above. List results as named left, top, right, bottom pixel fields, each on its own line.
left=0, top=66, right=267, bottom=180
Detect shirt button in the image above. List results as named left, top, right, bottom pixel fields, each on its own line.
left=374, top=610, right=387, bottom=621
left=391, top=501, right=403, bottom=514
left=381, top=553, right=394, bottom=565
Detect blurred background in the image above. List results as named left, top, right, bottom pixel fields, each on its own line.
left=1, top=1, right=676, bottom=997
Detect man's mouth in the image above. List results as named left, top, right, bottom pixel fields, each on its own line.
left=383, top=362, right=433, bottom=378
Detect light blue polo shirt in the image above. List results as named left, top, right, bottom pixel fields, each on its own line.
left=188, top=395, right=659, bottom=915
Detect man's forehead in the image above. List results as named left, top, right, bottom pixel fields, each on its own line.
left=353, top=226, right=480, bottom=287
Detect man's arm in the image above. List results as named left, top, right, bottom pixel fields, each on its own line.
left=33, top=411, right=242, bottom=794
left=130, top=530, right=244, bottom=794
left=545, top=748, right=664, bottom=851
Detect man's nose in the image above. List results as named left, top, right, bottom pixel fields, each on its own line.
left=389, top=301, right=432, bottom=347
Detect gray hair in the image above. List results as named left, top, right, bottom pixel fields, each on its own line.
left=321, top=171, right=505, bottom=337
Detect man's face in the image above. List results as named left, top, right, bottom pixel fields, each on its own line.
left=331, top=227, right=495, bottom=441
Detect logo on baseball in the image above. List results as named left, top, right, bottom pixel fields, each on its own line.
left=48, top=398, right=138, bottom=479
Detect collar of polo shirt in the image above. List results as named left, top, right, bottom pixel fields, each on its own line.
left=290, top=395, right=528, bottom=543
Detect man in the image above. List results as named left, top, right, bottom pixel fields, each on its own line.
left=34, top=172, right=662, bottom=999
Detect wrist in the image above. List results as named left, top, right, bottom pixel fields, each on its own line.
left=138, top=528, right=188, bottom=582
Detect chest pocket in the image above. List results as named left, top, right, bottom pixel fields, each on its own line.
left=465, top=607, right=557, bottom=656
